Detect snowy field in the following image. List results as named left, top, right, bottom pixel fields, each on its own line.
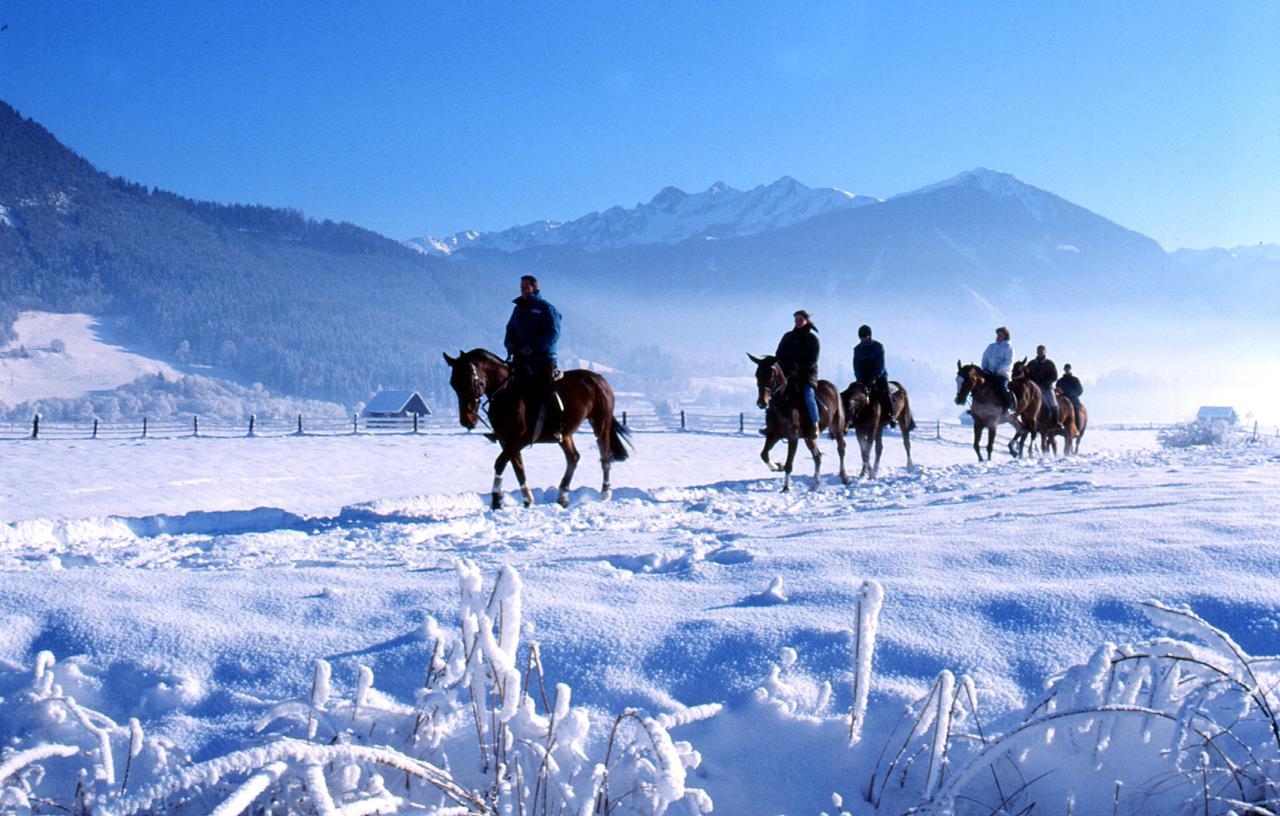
left=2, top=425, right=1279, bottom=814
left=0, top=312, right=179, bottom=403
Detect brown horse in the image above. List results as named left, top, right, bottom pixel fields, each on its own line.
left=955, top=361, right=1041, bottom=461
left=749, top=354, right=849, bottom=491
left=840, top=380, right=916, bottom=478
left=1061, top=390, right=1088, bottom=454
left=443, top=349, right=632, bottom=509
left=1010, top=361, right=1082, bottom=457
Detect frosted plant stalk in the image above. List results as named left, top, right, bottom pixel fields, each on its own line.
left=849, top=579, right=884, bottom=746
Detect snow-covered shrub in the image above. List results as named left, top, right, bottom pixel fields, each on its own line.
left=879, top=600, right=1280, bottom=816
left=1158, top=419, right=1236, bottom=448
left=0, top=562, right=717, bottom=815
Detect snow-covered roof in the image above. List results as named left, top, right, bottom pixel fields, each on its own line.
left=363, top=390, right=431, bottom=415
left=1197, top=406, right=1237, bottom=420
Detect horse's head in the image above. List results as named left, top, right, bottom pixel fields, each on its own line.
left=1011, top=357, right=1027, bottom=380
left=844, top=381, right=871, bottom=410
left=443, top=349, right=485, bottom=429
left=955, top=361, right=983, bottom=405
left=748, top=353, right=783, bottom=410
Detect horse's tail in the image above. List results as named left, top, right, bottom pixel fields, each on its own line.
left=609, top=417, right=633, bottom=462
left=891, top=381, right=918, bottom=432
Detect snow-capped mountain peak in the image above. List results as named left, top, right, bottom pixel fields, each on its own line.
left=896, top=167, right=1062, bottom=223
left=408, top=176, right=877, bottom=256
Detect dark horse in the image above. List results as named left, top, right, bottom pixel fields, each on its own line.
left=840, top=380, right=916, bottom=478
left=1012, top=359, right=1080, bottom=457
left=955, top=361, right=1041, bottom=461
left=748, top=354, right=849, bottom=491
left=443, top=349, right=632, bottom=509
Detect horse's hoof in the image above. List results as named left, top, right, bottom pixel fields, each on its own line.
left=557, top=492, right=570, bottom=508
left=491, top=496, right=503, bottom=510
left=601, top=488, right=613, bottom=501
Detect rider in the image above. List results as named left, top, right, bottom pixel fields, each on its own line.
left=981, top=326, right=1017, bottom=412
left=504, top=274, right=562, bottom=441
left=1024, top=344, right=1064, bottom=431
left=775, top=309, right=821, bottom=437
left=1058, top=363, right=1084, bottom=416
left=852, top=324, right=895, bottom=428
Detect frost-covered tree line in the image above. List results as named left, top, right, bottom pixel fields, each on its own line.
left=3, top=567, right=1279, bottom=815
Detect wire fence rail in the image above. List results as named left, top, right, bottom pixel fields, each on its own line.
left=2, top=410, right=1276, bottom=444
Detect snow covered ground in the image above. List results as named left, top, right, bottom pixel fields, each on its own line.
left=0, top=312, right=180, bottom=404
left=2, top=425, right=1279, bottom=813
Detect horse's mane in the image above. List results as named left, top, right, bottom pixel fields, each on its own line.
left=465, top=348, right=508, bottom=367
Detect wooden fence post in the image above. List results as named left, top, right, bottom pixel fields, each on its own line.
left=622, top=410, right=627, bottom=427
left=297, top=414, right=303, bottom=435
left=413, top=413, right=419, bottom=434
left=1253, top=420, right=1259, bottom=443
left=142, top=417, right=148, bottom=439
left=353, top=413, right=359, bottom=434
left=193, top=415, right=199, bottom=437
left=31, top=414, right=39, bottom=439
left=936, top=419, right=941, bottom=440
left=248, top=414, right=256, bottom=437
left=92, top=418, right=98, bottom=439
left=680, top=409, right=686, bottom=430
left=739, top=412, right=745, bottom=434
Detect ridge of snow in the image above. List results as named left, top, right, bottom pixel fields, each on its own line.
left=407, top=176, right=877, bottom=255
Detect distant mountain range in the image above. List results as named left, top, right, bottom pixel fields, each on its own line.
left=407, top=177, right=879, bottom=256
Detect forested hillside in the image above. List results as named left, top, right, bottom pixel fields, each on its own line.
left=0, top=101, right=505, bottom=403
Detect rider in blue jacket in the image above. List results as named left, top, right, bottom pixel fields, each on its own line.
left=505, top=275, right=562, bottom=440
left=853, top=325, right=896, bottom=428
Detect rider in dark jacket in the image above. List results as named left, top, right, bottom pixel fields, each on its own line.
left=852, top=324, right=895, bottom=428
left=504, top=275, right=562, bottom=440
left=775, top=310, right=821, bottom=435
left=1024, top=345, right=1063, bottom=430
left=1058, top=364, right=1084, bottom=414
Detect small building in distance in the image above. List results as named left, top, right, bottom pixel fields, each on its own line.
left=363, top=390, right=432, bottom=419
left=1196, top=406, right=1238, bottom=425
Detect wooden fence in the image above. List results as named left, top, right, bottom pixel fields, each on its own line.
left=3, top=411, right=1276, bottom=443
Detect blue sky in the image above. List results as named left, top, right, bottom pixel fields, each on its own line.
left=2, top=1, right=1277, bottom=249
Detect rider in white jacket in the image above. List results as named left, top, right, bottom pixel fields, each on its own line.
left=981, top=327, right=1016, bottom=411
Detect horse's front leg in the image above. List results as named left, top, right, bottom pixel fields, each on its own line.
left=902, top=423, right=913, bottom=470
left=557, top=435, right=581, bottom=507
left=859, top=430, right=874, bottom=477
left=492, top=448, right=512, bottom=509
left=872, top=428, right=885, bottom=479
left=986, top=425, right=996, bottom=460
left=972, top=424, right=984, bottom=462
left=761, top=434, right=783, bottom=471
left=781, top=437, right=799, bottom=492
left=510, top=450, right=534, bottom=507
left=804, top=435, right=822, bottom=491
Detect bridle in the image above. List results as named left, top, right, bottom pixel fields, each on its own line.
left=756, top=363, right=786, bottom=410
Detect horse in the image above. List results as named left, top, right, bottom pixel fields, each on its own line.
left=443, top=349, right=632, bottom=509
left=955, top=361, right=1041, bottom=461
left=1011, top=359, right=1077, bottom=457
left=840, top=380, right=916, bottom=478
left=1062, top=390, right=1088, bottom=454
left=748, top=353, right=849, bottom=491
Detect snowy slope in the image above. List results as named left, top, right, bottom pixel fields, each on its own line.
left=0, top=311, right=179, bottom=404
left=407, top=176, right=877, bottom=255
left=2, top=427, right=1278, bottom=813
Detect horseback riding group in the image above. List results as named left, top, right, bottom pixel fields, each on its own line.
left=444, top=277, right=1088, bottom=506
left=955, top=326, right=1088, bottom=461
